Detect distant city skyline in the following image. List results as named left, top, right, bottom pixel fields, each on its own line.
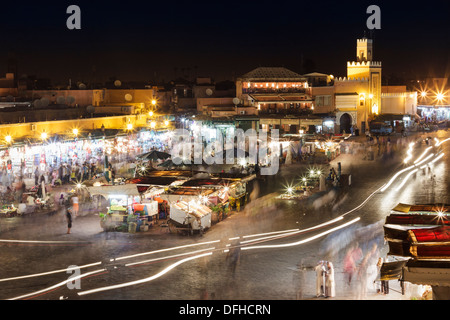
left=0, top=0, right=448, bottom=84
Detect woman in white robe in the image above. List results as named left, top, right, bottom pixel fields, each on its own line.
left=325, top=261, right=336, bottom=298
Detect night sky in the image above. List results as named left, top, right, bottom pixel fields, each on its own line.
left=0, top=0, right=448, bottom=85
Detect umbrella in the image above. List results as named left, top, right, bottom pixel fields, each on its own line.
left=136, top=150, right=171, bottom=161
left=158, top=159, right=193, bottom=168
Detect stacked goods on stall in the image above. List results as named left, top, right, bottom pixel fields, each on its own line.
left=168, top=200, right=212, bottom=235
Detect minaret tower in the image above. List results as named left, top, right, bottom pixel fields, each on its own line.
left=347, top=37, right=382, bottom=121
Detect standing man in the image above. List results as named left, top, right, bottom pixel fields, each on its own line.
left=315, top=261, right=326, bottom=297
left=66, top=207, right=73, bottom=234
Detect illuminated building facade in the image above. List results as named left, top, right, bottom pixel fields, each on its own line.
left=333, top=38, right=417, bottom=134
left=334, top=37, right=382, bottom=133
left=236, top=67, right=313, bottom=115
left=416, top=78, right=450, bottom=122
left=235, top=67, right=314, bottom=133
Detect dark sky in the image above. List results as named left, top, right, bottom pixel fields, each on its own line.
left=0, top=0, right=448, bottom=84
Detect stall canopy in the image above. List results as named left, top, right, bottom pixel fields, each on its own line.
left=136, top=150, right=171, bottom=161
left=392, top=203, right=450, bottom=213
left=87, top=184, right=140, bottom=198
left=379, top=260, right=408, bottom=281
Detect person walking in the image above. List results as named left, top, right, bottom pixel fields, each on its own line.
left=343, top=244, right=361, bottom=286
left=325, top=261, right=336, bottom=298
left=226, top=244, right=241, bottom=277
left=72, top=195, right=79, bottom=217
left=66, top=207, right=73, bottom=234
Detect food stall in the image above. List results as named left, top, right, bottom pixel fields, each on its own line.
left=168, top=200, right=212, bottom=235
left=87, top=184, right=149, bottom=232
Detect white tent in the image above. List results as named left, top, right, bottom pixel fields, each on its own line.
left=87, top=184, right=140, bottom=198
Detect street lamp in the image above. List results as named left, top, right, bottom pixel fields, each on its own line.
left=5, top=135, right=12, bottom=144
left=127, top=123, right=133, bottom=131
left=73, top=128, right=79, bottom=136
left=41, top=132, right=48, bottom=140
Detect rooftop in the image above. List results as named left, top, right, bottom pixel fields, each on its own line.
left=239, top=67, right=305, bottom=81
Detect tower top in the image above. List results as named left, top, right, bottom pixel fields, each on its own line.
left=356, top=38, right=373, bottom=62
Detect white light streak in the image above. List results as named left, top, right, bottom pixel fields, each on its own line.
left=241, top=217, right=360, bottom=251
left=0, top=239, right=90, bottom=244
left=111, top=240, right=220, bottom=262
left=78, top=252, right=212, bottom=296
left=380, top=153, right=434, bottom=192
left=414, top=153, right=435, bottom=167
left=395, top=168, right=418, bottom=191
left=420, top=153, right=445, bottom=169
left=8, top=269, right=106, bottom=300
left=413, top=146, right=432, bottom=164
left=240, top=218, right=343, bottom=244
left=403, top=142, right=415, bottom=163
left=240, top=231, right=301, bottom=245
left=436, top=138, right=450, bottom=147
left=124, top=248, right=215, bottom=267
left=0, top=262, right=102, bottom=283
left=242, top=228, right=300, bottom=239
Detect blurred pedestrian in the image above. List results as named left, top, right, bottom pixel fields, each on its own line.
left=325, top=261, right=335, bottom=298
left=72, top=195, right=79, bottom=216
left=356, top=243, right=378, bottom=299
left=228, top=245, right=241, bottom=273
left=343, top=244, right=361, bottom=285
left=66, top=207, right=73, bottom=234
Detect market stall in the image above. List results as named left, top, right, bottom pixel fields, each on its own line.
left=168, top=200, right=212, bottom=235
left=383, top=202, right=450, bottom=299
left=87, top=184, right=149, bottom=232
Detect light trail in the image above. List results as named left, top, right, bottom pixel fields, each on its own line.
left=124, top=247, right=215, bottom=267
left=436, top=137, right=450, bottom=147
left=413, top=146, right=432, bottom=164
left=403, top=142, right=415, bottom=163
left=241, top=228, right=300, bottom=239
left=420, top=153, right=445, bottom=169
left=77, top=252, right=212, bottom=297
left=8, top=268, right=107, bottom=300
left=0, top=239, right=90, bottom=244
left=381, top=136, right=449, bottom=192
left=0, top=262, right=102, bottom=283
left=395, top=168, right=418, bottom=191
left=111, top=239, right=220, bottom=262
left=380, top=153, right=434, bottom=192
left=241, top=217, right=361, bottom=251
left=239, top=217, right=343, bottom=245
